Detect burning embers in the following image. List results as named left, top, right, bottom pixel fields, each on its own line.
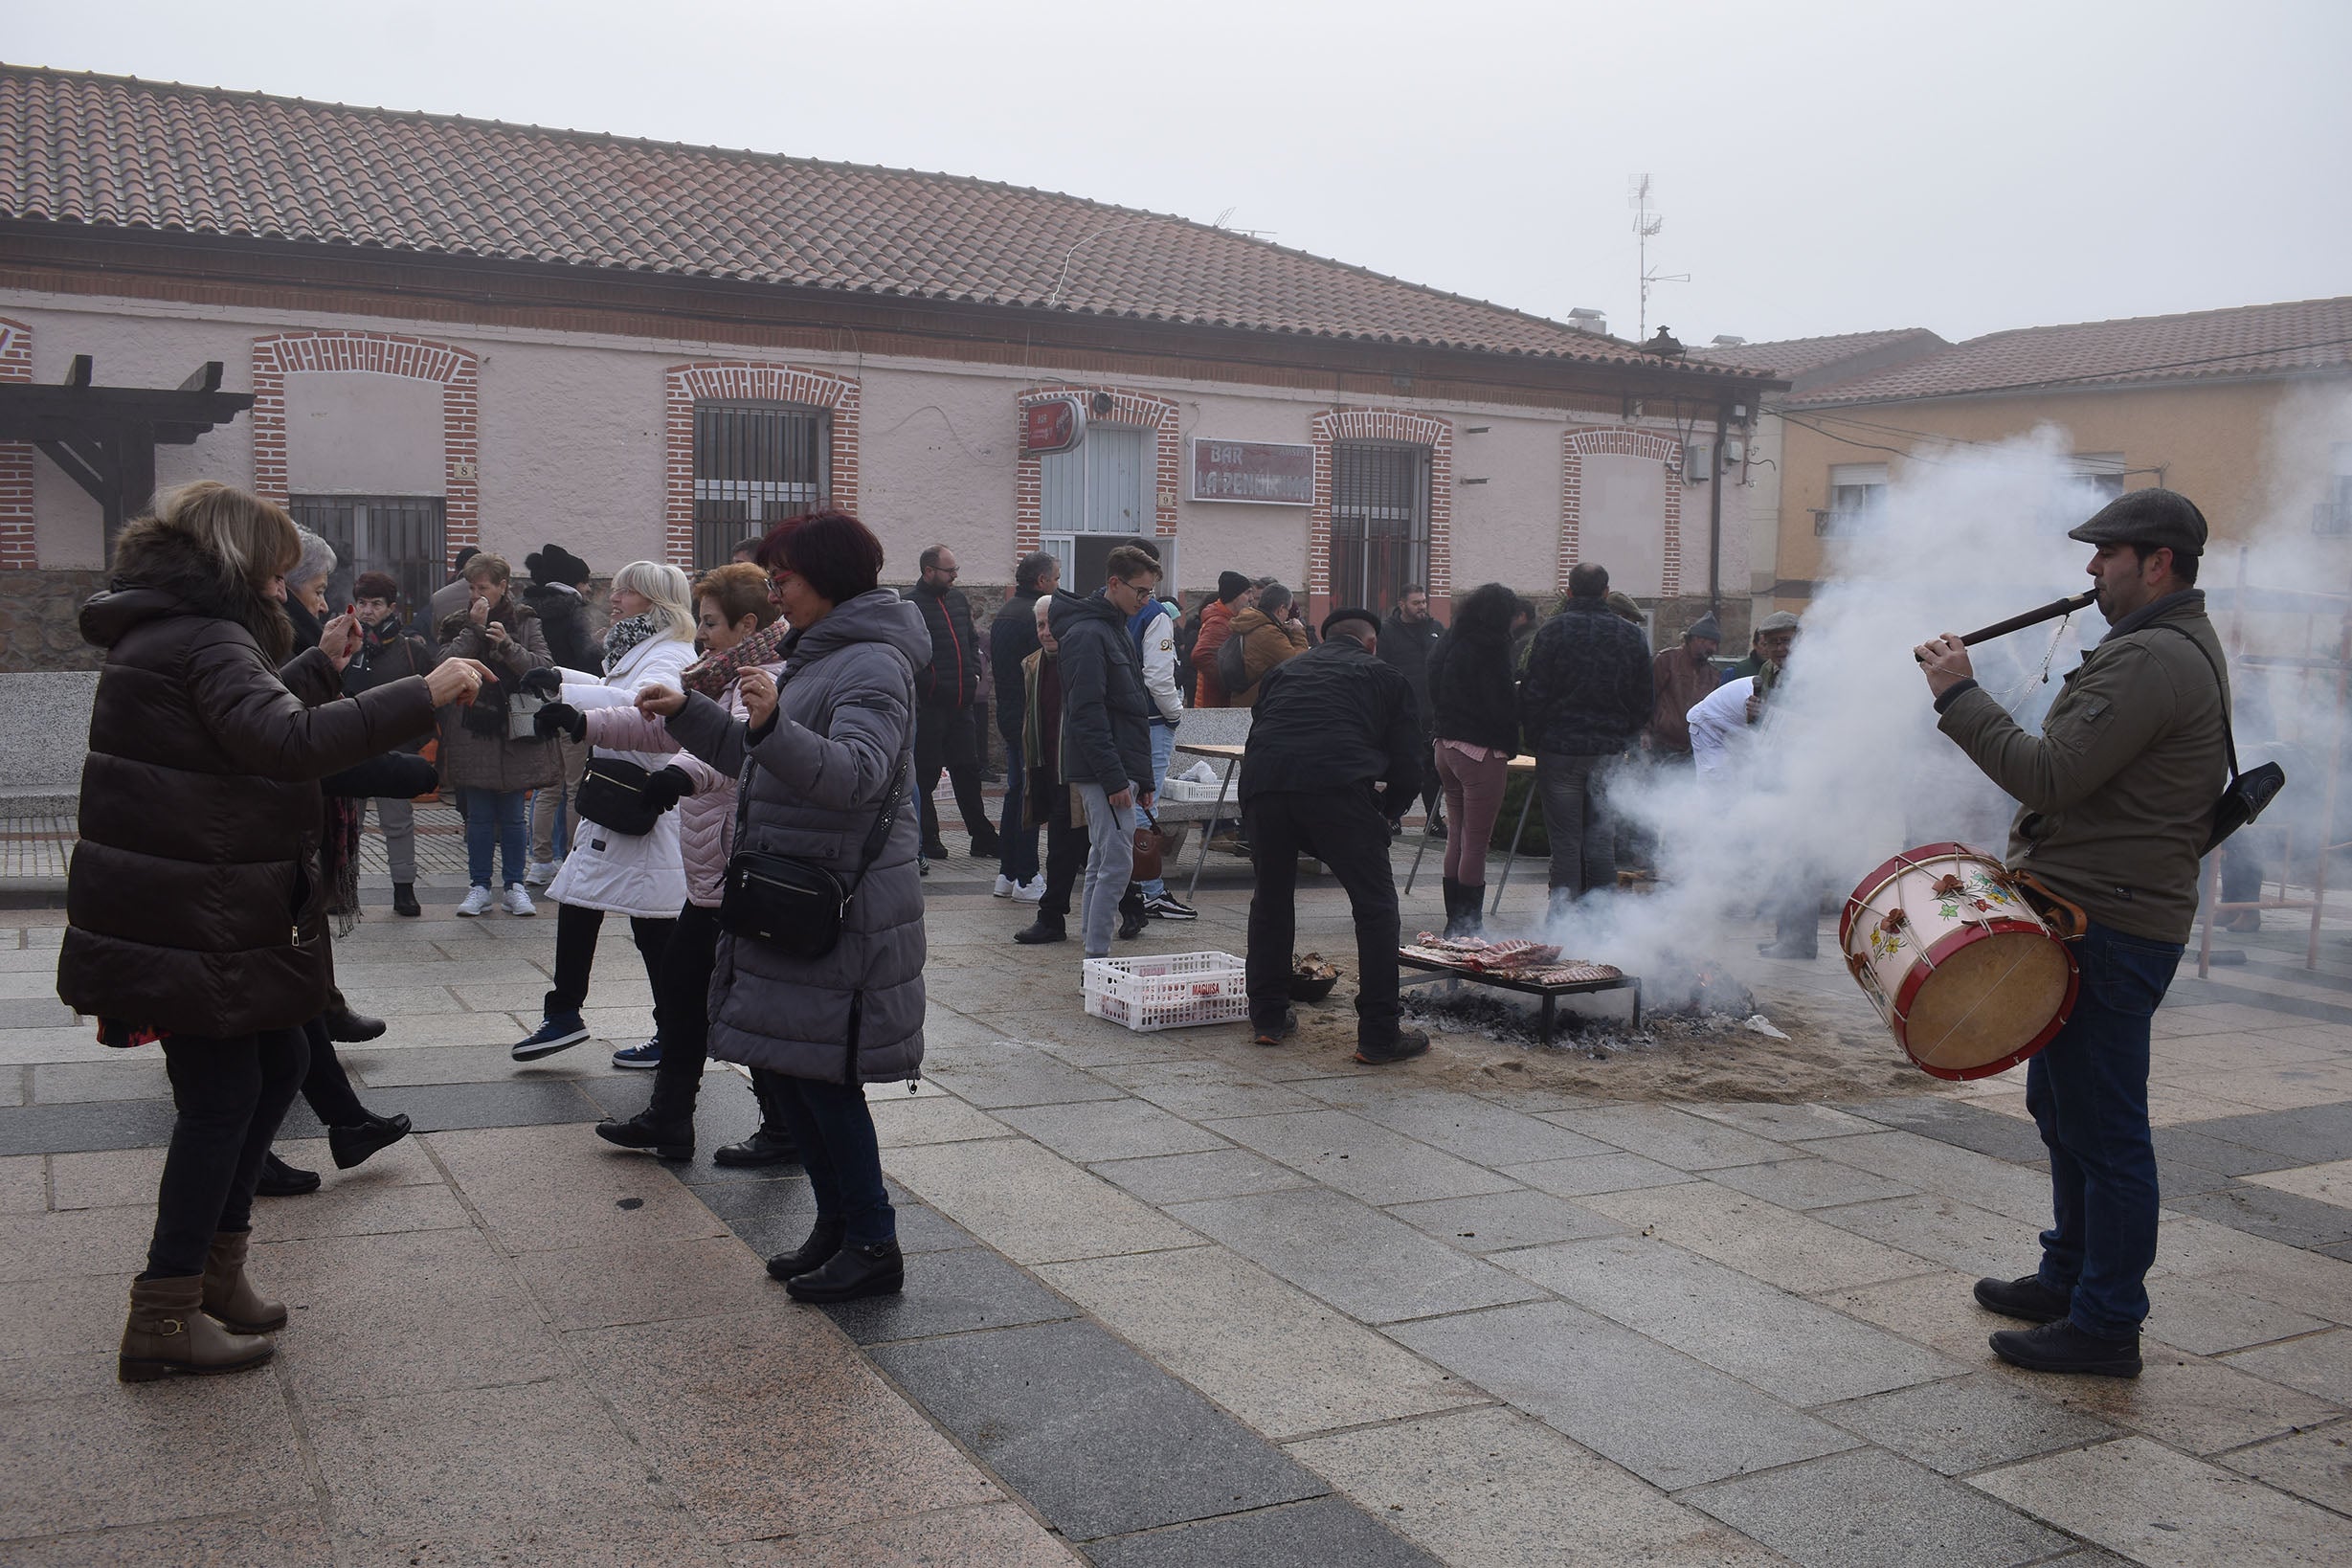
left=1400, top=933, right=1624, bottom=987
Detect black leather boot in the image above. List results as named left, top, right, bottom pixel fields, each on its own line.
left=1457, top=883, right=1486, bottom=936
left=1989, top=1318, right=2141, bottom=1378
left=1014, top=915, right=1067, bottom=945
left=1973, top=1274, right=2071, bottom=1323
left=256, top=1151, right=320, bottom=1197
left=328, top=1112, right=412, bottom=1170
left=324, top=1002, right=386, bottom=1043
left=783, top=1239, right=905, bottom=1303
left=766, top=1218, right=848, bottom=1281
left=595, top=1111, right=695, bottom=1161
left=714, top=1075, right=798, bottom=1168
left=392, top=883, right=421, bottom=918
left=1439, top=879, right=1467, bottom=938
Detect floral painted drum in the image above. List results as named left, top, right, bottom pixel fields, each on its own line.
left=1839, top=842, right=2080, bottom=1080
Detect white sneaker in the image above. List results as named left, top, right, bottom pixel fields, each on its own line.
left=1015, top=876, right=1045, bottom=903
left=993, top=874, right=1017, bottom=898
left=502, top=885, right=537, bottom=917
left=456, top=885, right=494, bottom=917
left=524, top=860, right=558, bottom=886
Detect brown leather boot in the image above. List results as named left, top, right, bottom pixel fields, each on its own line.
left=203, top=1229, right=287, bottom=1333
left=119, top=1274, right=276, bottom=1383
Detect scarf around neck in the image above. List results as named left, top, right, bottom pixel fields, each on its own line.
left=682, top=618, right=790, bottom=698
left=603, top=612, right=661, bottom=675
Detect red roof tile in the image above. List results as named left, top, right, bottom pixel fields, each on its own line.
left=1692, top=328, right=1944, bottom=378
left=1791, top=298, right=2352, bottom=406
left=0, top=65, right=1765, bottom=380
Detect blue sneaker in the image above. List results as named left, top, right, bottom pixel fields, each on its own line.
left=612, top=1037, right=661, bottom=1069
left=511, top=1013, right=590, bottom=1063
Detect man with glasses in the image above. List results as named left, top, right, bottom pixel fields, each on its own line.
left=907, top=545, right=999, bottom=862
left=1049, top=547, right=1161, bottom=960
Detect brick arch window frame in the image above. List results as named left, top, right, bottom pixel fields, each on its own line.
left=663, top=361, right=862, bottom=568
left=0, top=317, right=30, bottom=569
left=251, top=330, right=482, bottom=550
left=1310, top=407, right=1454, bottom=618
left=1559, top=426, right=1685, bottom=597
left=1015, top=386, right=1180, bottom=561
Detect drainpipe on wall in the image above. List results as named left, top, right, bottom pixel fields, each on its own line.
left=1707, top=401, right=1728, bottom=612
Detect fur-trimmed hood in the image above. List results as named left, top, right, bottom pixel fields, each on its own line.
left=81, top=514, right=295, bottom=663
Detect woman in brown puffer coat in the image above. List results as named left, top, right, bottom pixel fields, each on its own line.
left=57, top=482, right=488, bottom=1383
left=433, top=553, right=559, bottom=914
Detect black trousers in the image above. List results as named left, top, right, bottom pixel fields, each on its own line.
left=1244, top=787, right=1401, bottom=1044
left=547, top=900, right=673, bottom=1019
left=1038, top=812, right=1090, bottom=925
left=916, top=701, right=994, bottom=849
left=299, top=1018, right=369, bottom=1127
left=645, top=902, right=723, bottom=1120
left=149, top=1028, right=308, bottom=1278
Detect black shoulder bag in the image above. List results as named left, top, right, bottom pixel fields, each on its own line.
left=574, top=757, right=662, bottom=837
left=2162, top=627, right=2286, bottom=854
left=719, top=740, right=911, bottom=960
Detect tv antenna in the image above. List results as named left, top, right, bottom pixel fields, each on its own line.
left=1628, top=173, right=1689, bottom=341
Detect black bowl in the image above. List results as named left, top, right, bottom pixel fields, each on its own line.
left=1288, top=972, right=1338, bottom=1004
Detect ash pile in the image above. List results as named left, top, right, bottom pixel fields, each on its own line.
left=1402, top=938, right=1784, bottom=1060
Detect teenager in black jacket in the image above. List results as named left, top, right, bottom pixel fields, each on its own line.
left=907, top=545, right=998, bottom=860
left=1423, top=582, right=1522, bottom=934
left=1519, top=563, right=1652, bottom=903
left=989, top=551, right=1058, bottom=894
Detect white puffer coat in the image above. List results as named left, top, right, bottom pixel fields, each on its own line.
left=580, top=658, right=783, bottom=908
left=548, top=632, right=698, bottom=918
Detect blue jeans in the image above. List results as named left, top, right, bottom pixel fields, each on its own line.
left=459, top=787, right=530, bottom=889
left=757, top=1070, right=895, bottom=1246
left=2028, top=919, right=2183, bottom=1340
left=998, top=729, right=1041, bottom=884
left=1140, top=725, right=1176, bottom=899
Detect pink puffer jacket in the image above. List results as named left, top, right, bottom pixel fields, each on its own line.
left=581, top=661, right=781, bottom=907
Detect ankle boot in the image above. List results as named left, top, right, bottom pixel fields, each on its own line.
left=120, top=1274, right=276, bottom=1382
left=782, top=1239, right=905, bottom=1303
left=1458, top=884, right=1486, bottom=936
left=392, top=882, right=421, bottom=918
left=202, top=1229, right=287, bottom=1334
left=766, top=1217, right=848, bottom=1281
left=328, top=1112, right=412, bottom=1171
left=595, top=1109, right=695, bottom=1161
left=714, top=1076, right=797, bottom=1168
left=1439, top=879, right=1466, bottom=937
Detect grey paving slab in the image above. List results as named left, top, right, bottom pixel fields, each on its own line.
left=1292, top=1082, right=1618, bottom=1166
left=2221, top=1327, right=2352, bottom=1404
left=1797, top=1131, right=2054, bottom=1225
left=922, top=1041, right=1129, bottom=1109
left=1202, top=1108, right=1519, bottom=1205
left=1836, top=1096, right=2053, bottom=1166
left=1386, top=1188, right=1625, bottom=1253
left=1164, top=1187, right=1545, bottom=1325
left=1817, top=1371, right=2122, bottom=1475
left=2220, top=1421, right=2352, bottom=1515
left=1972, top=1435, right=2351, bottom=1567
left=1579, top=1180, right=1932, bottom=1293
left=821, top=1245, right=1084, bottom=1344
left=1388, top=1300, right=1860, bottom=1490
left=2169, top=1182, right=2352, bottom=1249
left=1684, top=1101, right=1886, bottom=1140
left=2182, top=1100, right=2352, bottom=1167
left=1502, top=1150, right=1698, bottom=1197
left=1498, top=1235, right=1963, bottom=1406
left=1540, top=1104, right=1793, bottom=1170
left=1689, top=1447, right=2070, bottom=1568
left=885, top=1135, right=1203, bottom=1265
left=1815, top=1195, right=2036, bottom=1278
left=995, top=1098, right=1231, bottom=1163
left=1086, top=1496, right=1439, bottom=1568
left=278, top=1077, right=605, bottom=1139
left=2142, top=1274, right=2333, bottom=1356
left=1089, top=1147, right=1313, bottom=1205
left=2154, top=1157, right=2243, bottom=1199
left=866, top=1318, right=1327, bottom=1542
left=0, top=1097, right=178, bottom=1156
left=2150, top=1124, right=2300, bottom=1177
left=27, top=1061, right=171, bottom=1104
left=1123, top=1072, right=1329, bottom=1121
left=1709, top=1157, right=1916, bottom=1211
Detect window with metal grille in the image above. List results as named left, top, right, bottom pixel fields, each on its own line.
left=287, top=495, right=447, bottom=622
left=693, top=402, right=828, bottom=568
left=1330, top=442, right=1430, bottom=613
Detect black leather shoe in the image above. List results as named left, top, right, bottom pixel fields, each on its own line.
left=712, top=1129, right=798, bottom=1168
left=392, top=883, right=421, bottom=918
left=921, top=840, right=952, bottom=862
left=256, top=1152, right=321, bottom=1197
left=1974, top=1273, right=2071, bottom=1324
left=1989, top=1318, right=2141, bottom=1378
left=325, top=1005, right=387, bottom=1043
left=594, top=1113, right=694, bottom=1162
left=1355, top=1028, right=1432, bottom=1065
left=1252, top=1009, right=1299, bottom=1046
left=784, top=1240, right=905, bottom=1303
left=1117, top=911, right=1148, bottom=940
left=766, top=1218, right=848, bottom=1281
left=1014, top=919, right=1067, bottom=945
left=327, top=1112, right=412, bottom=1171
left=970, top=834, right=1002, bottom=860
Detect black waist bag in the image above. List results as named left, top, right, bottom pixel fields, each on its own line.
left=574, top=757, right=661, bottom=836
left=720, top=748, right=910, bottom=960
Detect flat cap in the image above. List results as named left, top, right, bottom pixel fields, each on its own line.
left=1604, top=591, right=1646, bottom=625
left=1683, top=612, right=1722, bottom=641
left=1756, top=610, right=1802, bottom=634
left=1322, top=606, right=1380, bottom=639
left=2068, top=487, right=2206, bottom=556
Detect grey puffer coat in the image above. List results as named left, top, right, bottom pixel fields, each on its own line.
left=664, top=588, right=929, bottom=1085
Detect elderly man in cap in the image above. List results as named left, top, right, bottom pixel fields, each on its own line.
left=1915, top=489, right=2229, bottom=1379
left=1241, top=606, right=1430, bottom=1064
left=1729, top=610, right=1800, bottom=681
left=1645, top=611, right=1721, bottom=760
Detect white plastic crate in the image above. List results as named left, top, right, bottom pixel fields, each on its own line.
left=1155, top=774, right=1229, bottom=803
left=1083, top=951, right=1249, bottom=1032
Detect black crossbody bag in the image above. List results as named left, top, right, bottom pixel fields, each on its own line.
left=719, top=743, right=911, bottom=959
left=574, top=756, right=663, bottom=837
left=2162, top=626, right=2286, bottom=854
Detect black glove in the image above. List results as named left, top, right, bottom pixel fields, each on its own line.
left=520, top=667, right=564, bottom=700
left=533, top=701, right=586, bottom=742
left=640, top=765, right=693, bottom=815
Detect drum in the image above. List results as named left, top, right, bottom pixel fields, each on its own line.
left=1840, top=841, right=2079, bottom=1080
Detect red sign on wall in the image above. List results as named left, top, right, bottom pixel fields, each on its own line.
left=1190, top=438, right=1314, bottom=505
left=1022, top=397, right=1086, bottom=454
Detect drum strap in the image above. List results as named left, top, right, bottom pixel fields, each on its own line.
left=2010, top=870, right=2087, bottom=942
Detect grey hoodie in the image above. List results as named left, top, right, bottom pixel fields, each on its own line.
left=666, top=588, right=930, bottom=1084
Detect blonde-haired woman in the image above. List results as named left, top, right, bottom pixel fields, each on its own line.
left=511, top=560, right=699, bottom=1063
left=59, top=482, right=488, bottom=1379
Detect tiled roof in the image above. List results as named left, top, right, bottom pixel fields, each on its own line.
left=1691, top=328, right=1943, bottom=378
left=0, top=65, right=1765, bottom=379
left=1792, top=297, right=2352, bottom=406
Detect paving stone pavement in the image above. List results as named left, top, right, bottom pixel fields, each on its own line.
left=5, top=865, right=2352, bottom=1565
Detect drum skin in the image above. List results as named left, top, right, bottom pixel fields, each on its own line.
left=1841, top=842, right=2080, bottom=1081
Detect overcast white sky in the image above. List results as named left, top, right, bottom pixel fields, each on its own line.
left=11, top=0, right=2348, bottom=347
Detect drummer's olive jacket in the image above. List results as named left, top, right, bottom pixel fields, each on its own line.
left=1936, top=590, right=2229, bottom=945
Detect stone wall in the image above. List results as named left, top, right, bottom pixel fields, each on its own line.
left=0, top=570, right=106, bottom=672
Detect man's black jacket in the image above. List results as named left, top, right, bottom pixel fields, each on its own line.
left=1241, top=638, right=1423, bottom=805
left=908, top=580, right=982, bottom=707
left=1519, top=597, right=1651, bottom=756
left=1377, top=608, right=1444, bottom=730
left=1051, top=590, right=1154, bottom=795
left=991, top=590, right=1043, bottom=741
